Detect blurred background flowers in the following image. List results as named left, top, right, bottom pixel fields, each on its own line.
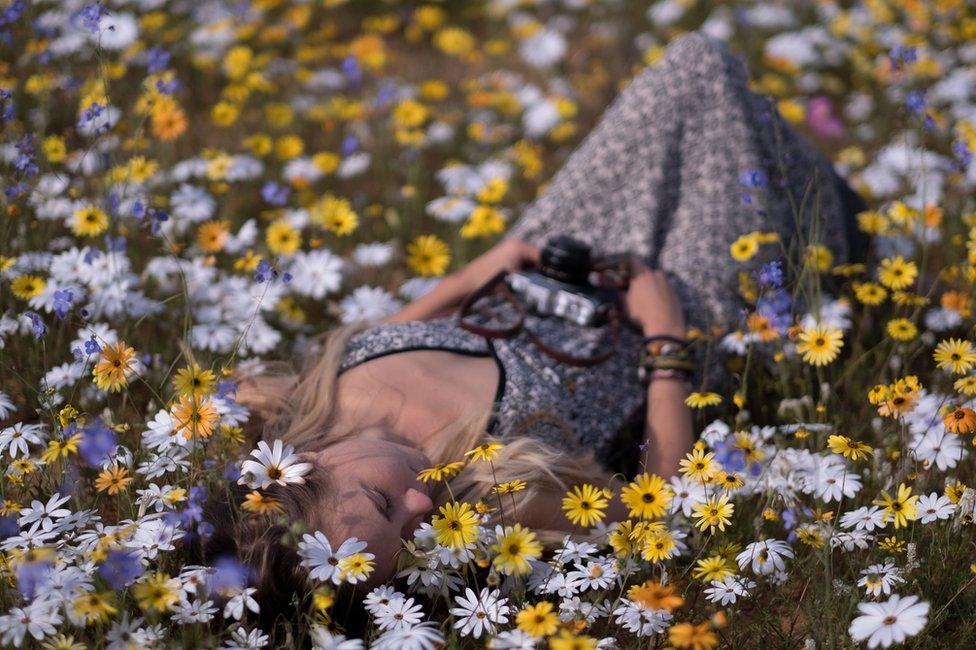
left=2, top=0, right=976, bottom=647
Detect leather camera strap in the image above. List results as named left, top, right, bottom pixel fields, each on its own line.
left=457, top=270, right=620, bottom=368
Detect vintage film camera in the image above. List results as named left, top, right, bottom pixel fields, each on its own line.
left=506, top=235, right=627, bottom=327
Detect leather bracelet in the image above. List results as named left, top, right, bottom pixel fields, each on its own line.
left=649, top=357, right=695, bottom=371
left=641, top=334, right=690, bottom=348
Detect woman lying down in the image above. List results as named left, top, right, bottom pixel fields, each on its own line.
left=202, top=32, right=865, bottom=638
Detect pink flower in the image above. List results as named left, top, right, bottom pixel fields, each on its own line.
left=806, top=96, right=845, bottom=139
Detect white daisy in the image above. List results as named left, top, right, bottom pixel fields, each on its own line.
left=288, top=250, right=344, bottom=299
left=221, top=626, right=270, bottom=650
left=223, top=587, right=260, bottom=621
left=704, top=576, right=757, bottom=606
left=18, top=493, right=71, bottom=531
left=0, top=391, right=14, bottom=419
left=611, top=599, right=673, bottom=637
left=310, top=625, right=364, bottom=650
left=849, top=594, right=929, bottom=648
left=353, top=242, right=394, bottom=267
left=364, top=585, right=404, bottom=616
left=858, top=562, right=904, bottom=597
left=518, top=27, right=567, bottom=68
left=736, top=539, right=794, bottom=576
left=373, top=597, right=425, bottom=632
left=0, top=421, right=45, bottom=458
left=450, top=587, right=510, bottom=639
left=911, top=428, right=963, bottom=472
left=915, top=492, right=955, bottom=524
left=339, top=286, right=402, bottom=324
left=238, top=439, right=312, bottom=489
left=487, top=629, right=537, bottom=649
left=840, top=505, right=887, bottom=532
left=298, top=532, right=367, bottom=585
left=370, top=622, right=443, bottom=650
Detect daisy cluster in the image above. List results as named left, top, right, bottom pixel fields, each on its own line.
left=2, top=0, right=976, bottom=648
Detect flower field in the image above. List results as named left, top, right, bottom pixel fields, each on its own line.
left=3, top=0, right=976, bottom=648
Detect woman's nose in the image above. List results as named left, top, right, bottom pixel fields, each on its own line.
left=403, top=487, right=433, bottom=516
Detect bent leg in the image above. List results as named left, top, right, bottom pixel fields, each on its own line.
left=508, top=32, right=853, bottom=331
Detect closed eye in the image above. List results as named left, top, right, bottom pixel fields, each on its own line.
left=363, top=484, right=393, bottom=521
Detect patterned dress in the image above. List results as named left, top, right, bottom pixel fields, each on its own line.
left=338, top=33, right=864, bottom=473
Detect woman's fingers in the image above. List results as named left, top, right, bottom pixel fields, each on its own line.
left=506, top=236, right=540, bottom=268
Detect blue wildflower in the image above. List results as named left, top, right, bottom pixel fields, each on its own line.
left=145, top=46, right=170, bottom=73
left=78, top=2, right=106, bottom=32
left=341, top=54, right=361, bottom=84
left=756, top=289, right=792, bottom=333
left=254, top=260, right=277, bottom=283
left=198, top=521, right=215, bottom=539
left=209, top=556, right=250, bottom=593
left=99, top=550, right=142, bottom=589
left=78, top=420, right=117, bottom=467
left=0, top=515, right=17, bottom=539
left=906, top=90, right=926, bottom=115
left=261, top=181, right=289, bottom=206
left=888, top=44, right=917, bottom=69
left=757, top=261, right=784, bottom=289
left=23, top=311, right=46, bottom=340
left=53, top=289, right=75, bottom=320
left=84, top=337, right=101, bottom=355
left=739, top=169, right=768, bottom=189
left=16, top=561, right=52, bottom=599
left=222, top=462, right=242, bottom=482
left=0, top=0, right=25, bottom=27
left=216, top=381, right=237, bottom=399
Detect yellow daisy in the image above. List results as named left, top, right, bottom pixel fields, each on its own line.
left=619, top=473, right=673, bottom=520
left=934, top=338, right=976, bottom=375
left=692, top=493, right=734, bottom=532
left=491, top=523, right=542, bottom=575
left=10, top=275, right=46, bottom=300
left=795, top=325, right=843, bottom=366
left=561, top=483, right=609, bottom=527
left=406, top=234, right=451, bottom=276
left=71, top=205, right=109, bottom=237
left=877, top=256, right=918, bottom=290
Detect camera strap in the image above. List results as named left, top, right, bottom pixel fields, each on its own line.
left=457, top=270, right=620, bottom=368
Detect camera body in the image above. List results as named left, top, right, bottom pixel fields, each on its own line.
left=506, top=235, right=619, bottom=327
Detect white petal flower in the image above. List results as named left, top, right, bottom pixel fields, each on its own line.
left=849, top=594, right=929, bottom=648
left=298, top=532, right=367, bottom=585
left=736, top=539, right=794, bottom=576
left=238, top=439, right=312, bottom=489
left=449, top=588, right=510, bottom=639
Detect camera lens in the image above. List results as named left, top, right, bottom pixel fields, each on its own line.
left=540, top=235, right=591, bottom=285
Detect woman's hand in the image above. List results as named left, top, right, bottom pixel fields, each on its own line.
left=623, top=256, right=687, bottom=338
left=451, top=236, right=541, bottom=295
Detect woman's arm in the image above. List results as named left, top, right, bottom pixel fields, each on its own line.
left=510, top=259, right=696, bottom=535
left=382, top=237, right=541, bottom=324
left=624, top=259, right=695, bottom=478
left=381, top=273, right=472, bottom=324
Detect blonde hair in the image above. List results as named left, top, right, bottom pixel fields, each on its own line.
left=237, top=322, right=610, bottom=538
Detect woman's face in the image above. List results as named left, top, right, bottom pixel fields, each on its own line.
left=310, top=427, right=435, bottom=585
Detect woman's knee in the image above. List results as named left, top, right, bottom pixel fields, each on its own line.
left=658, top=32, right=745, bottom=87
